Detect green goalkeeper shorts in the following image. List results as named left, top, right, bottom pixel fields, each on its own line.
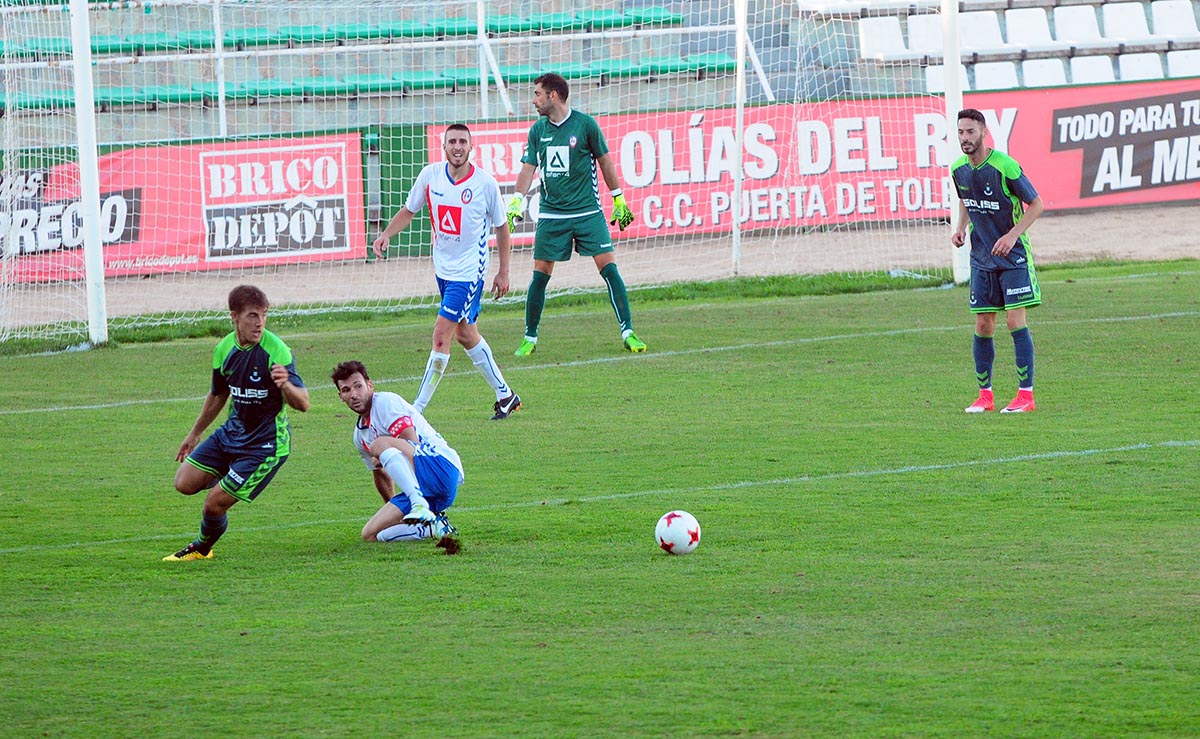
left=533, top=210, right=613, bottom=262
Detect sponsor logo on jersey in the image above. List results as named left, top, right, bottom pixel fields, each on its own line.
left=962, top=198, right=1000, bottom=211
left=437, top=204, right=463, bottom=235
left=545, top=146, right=570, bottom=176
left=230, top=386, right=271, bottom=400
left=539, top=136, right=554, bottom=142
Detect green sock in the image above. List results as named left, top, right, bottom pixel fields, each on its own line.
left=600, top=262, right=633, bottom=334
left=524, top=270, right=551, bottom=338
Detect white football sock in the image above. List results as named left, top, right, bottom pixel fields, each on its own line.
left=376, top=523, right=432, bottom=542
left=465, top=338, right=510, bottom=400
left=413, top=351, right=450, bottom=412
left=379, top=446, right=429, bottom=510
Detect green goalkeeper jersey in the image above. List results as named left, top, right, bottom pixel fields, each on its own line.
left=520, top=110, right=608, bottom=218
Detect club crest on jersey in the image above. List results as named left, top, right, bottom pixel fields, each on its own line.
left=249, top=369, right=262, bottom=382
left=569, top=135, right=578, bottom=148
left=461, top=188, right=473, bottom=205
left=437, top=204, right=463, bottom=235
left=983, top=183, right=994, bottom=196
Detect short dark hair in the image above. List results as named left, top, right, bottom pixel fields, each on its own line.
left=331, top=360, right=370, bottom=387
left=446, top=123, right=471, bottom=137
left=228, top=284, right=268, bottom=313
left=534, top=73, right=569, bottom=102
left=958, top=108, right=986, bottom=126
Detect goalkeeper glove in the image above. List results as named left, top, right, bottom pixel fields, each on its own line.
left=610, top=193, right=634, bottom=231
left=506, top=194, right=526, bottom=232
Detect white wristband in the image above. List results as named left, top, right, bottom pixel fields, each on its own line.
left=610, top=188, right=623, bottom=198
left=510, top=192, right=527, bottom=212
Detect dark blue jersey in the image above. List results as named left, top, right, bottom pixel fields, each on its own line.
left=209, top=329, right=303, bottom=453
left=952, top=149, right=1039, bottom=271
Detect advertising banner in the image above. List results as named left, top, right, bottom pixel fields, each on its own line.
left=442, top=78, right=1200, bottom=244
left=1, top=132, right=366, bottom=283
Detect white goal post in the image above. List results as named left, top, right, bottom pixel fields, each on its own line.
left=1, top=0, right=960, bottom=347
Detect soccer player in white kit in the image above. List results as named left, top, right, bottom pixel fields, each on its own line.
left=331, top=360, right=463, bottom=541
left=372, top=123, right=521, bottom=420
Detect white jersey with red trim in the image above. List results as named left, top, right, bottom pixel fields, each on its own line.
left=404, top=162, right=505, bottom=282
left=352, top=391, right=464, bottom=479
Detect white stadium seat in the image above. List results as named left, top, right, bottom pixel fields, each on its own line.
left=1071, top=55, right=1117, bottom=83
left=1118, top=52, right=1165, bottom=79
left=959, top=11, right=1012, bottom=54
left=1054, top=6, right=1122, bottom=54
left=1022, top=58, right=1068, bottom=87
left=1166, top=48, right=1200, bottom=76
left=859, top=16, right=908, bottom=60
left=1150, top=0, right=1200, bottom=44
left=1101, top=2, right=1169, bottom=50
left=973, top=61, right=1018, bottom=89
left=1005, top=8, right=1060, bottom=52
left=925, top=63, right=969, bottom=93
left=906, top=14, right=945, bottom=56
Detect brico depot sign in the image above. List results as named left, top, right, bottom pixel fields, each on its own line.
left=447, top=78, right=1200, bottom=244
left=2, top=132, right=365, bottom=284
left=200, top=141, right=358, bottom=260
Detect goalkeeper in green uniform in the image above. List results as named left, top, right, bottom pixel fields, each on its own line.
left=506, top=72, right=645, bottom=356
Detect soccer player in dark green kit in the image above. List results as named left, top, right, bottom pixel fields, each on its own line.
left=952, top=109, right=1045, bottom=414
left=163, top=285, right=310, bottom=560
left=506, top=72, right=645, bottom=356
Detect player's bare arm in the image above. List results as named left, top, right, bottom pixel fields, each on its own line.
left=371, top=207, right=418, bottom=259
left=992, top=196, right=1045, bottom=257
left=492, top=222, right=512, bottom=299
left=176, top=391, right=228, bottom=462
left=371, top=468, right=394, bottom=503
left=952, top=200, right=969, bottom=247
left=272, top=363, right=311, bottom=412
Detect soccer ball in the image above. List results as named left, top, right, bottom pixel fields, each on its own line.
left=655, top=510, right=701, bottom=555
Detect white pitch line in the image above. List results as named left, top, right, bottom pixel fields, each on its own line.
left=3, top=309, right=1197, bottom=418
left=1, top=439, right=1195, bottom=556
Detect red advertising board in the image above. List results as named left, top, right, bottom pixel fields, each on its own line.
left=446, top=79, right=1200, bottom=244
left=2, top=133, right=366, bottom=283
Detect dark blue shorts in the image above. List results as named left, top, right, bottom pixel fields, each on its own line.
left=186, top=427, right=287, bottom=503
left=437, top=277, right=483, bottom=324
left=386, top=451, right=461, bottom=515
left=970, top=265, right=1041, bottom=313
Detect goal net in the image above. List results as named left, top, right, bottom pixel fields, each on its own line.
left=1, top=0, right=952, bottom=346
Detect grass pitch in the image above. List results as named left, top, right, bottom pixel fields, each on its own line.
left=1, top=260, right=1197, bottom=738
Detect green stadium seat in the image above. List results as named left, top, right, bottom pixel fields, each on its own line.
left=627, top=7, right=686, bottom=27
left=376, top=20, right=434, bottom=39
left=125, top=32, right=188, bottom=53
left=193, top=81, right=258, bottom=101
left=344, top=74, right=408, bottom=94
left=91, top=34, right=140, bottom=55
left=536, top=13, right=586, bottom=32
left=243, top=78, right=307, bottom=99
left=577, top=10, right=633, bottom=31
left=298, top=76, right=359, bottom=97
left=685, top=53, right=738, bottom=74
left=226, top=27, right=284, bottom=49
left=176, top=30, right=216, bottom=49
left=142, top=84, right=205, bottom=105
left=486, top=15, right=541, bottom=35
left=593, top=58, right=655, bottom=78
left=328, top=24, right=388, bottom=43
left=0, top=89, right=75, bottom=111
left=556, top=62, right=601, bottom=80
left=432, top=17, right=477, bottom=37
left=21, top=37, right=71, bottom=57
left=280, top=26, right=341, bottom=45
left=499, top=64, right=545, bottom=84
left=442, top=67, right=491, bottom=88
left=647, top=56, right=695, bottom=75
left=393, top=71, right=455, bottom=91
